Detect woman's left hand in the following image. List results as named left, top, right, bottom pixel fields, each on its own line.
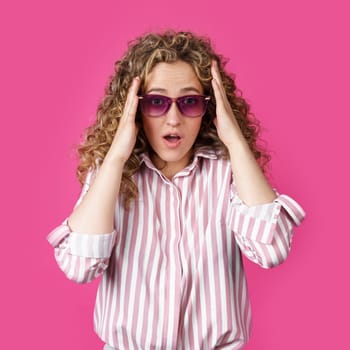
left=211, top=60, right=277, bottom=205
left=211, top=60, right=245, bottom=148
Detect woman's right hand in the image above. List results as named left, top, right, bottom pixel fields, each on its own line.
left=68, top=77, right=141, bottom=234
left=105, top=77, right=141, bottom=164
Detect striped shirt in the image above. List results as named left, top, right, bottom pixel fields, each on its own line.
left=47, top=148, right=305, bottom=350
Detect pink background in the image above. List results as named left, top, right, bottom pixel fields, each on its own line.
left=1, top=0, right=349, bottom=348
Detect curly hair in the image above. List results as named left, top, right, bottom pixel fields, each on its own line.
left=77, top=30, right=270, bottom=208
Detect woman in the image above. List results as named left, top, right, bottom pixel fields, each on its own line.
left=48, top=30, right=305, bottom=349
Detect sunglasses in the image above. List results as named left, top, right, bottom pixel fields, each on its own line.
left=138, top=94, right=210, bottom=118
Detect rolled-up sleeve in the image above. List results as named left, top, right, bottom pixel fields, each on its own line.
left=227, top=192, right=305, bottom=268
left=47, top=221, right=117, bottom=283
left=47, top=169, right=117, bottom=283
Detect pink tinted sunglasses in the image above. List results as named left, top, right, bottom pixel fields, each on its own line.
left=138, top=94, right=210, bottom=118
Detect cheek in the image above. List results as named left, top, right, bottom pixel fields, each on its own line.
left=141, top=117, right=159, bottom=140
left=190, top=118, right=203, bottom=137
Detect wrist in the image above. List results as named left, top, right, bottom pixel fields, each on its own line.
left=226, top=133, right=250, bottom=157
left=103, top=152, right=128, bottom=169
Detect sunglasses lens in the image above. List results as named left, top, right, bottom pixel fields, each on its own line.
left=140, top=95, right=209, bottom=117
left=177, top=96, right=208, bottom=117
left=140, top=95, right=169, bottom=117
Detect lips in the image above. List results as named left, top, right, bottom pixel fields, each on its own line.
left=164, top=134, right=181, bottom=142
left=162, top=132, right=183, bottom=147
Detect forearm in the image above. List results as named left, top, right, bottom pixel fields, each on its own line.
left=68, top=78, right=140, bottom=234
left=68, top=157, right=125, bottom=234
left=228, top=132, right=277, bottom=206
left=211, top=62, right=277, bottom=206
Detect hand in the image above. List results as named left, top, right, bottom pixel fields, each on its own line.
left=211, top=61, right=277, bottom=205
left=211, top=61, right=244, bottom=148
left=105, top=77, right=141, bottom=164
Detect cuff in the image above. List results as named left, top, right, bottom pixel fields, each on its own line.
left=47, top=220, right=117, bottom=259
left=47, top=222, right=71, bottom=247
left=68, top=231, right=117, bottom=259
left=227, top=195, right=282, bottom=244
left=227, top=193, right=305, bottom=244
left=275, top=194, right=306, bottom=226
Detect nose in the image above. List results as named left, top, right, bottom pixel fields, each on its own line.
left=165, top=101, right=182, bottom=126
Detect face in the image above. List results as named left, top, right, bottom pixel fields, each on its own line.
left=141, top=60, right=204, bottom=179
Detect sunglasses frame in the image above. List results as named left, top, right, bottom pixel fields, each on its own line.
left=138, top=94, right=211, bottom=118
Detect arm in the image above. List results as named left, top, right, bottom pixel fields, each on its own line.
left=211, top=61, right=276, bottom=206
left=211, top=62, right=305, bottom=267
left=227, top=188, right=305, bottom=268
left=68, top=77, right=141, bottom=233
left=47, top=211, right=117, bottom=283
left=47, top=171, right=117, bottom=283
left=47, top=77, right=141, bottom=283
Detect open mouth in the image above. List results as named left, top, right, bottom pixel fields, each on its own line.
left=164, top=134, right=181, bottom=143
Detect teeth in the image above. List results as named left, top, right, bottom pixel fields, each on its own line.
left=164, top=134, right=180, bottom=141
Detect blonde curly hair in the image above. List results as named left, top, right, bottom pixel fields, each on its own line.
left=77, top=30, right=270, bottom=208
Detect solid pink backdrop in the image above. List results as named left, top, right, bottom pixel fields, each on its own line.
left=1, top=0, right=349, bottom=348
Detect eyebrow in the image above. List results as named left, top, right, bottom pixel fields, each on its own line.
left=146, top=87, right=202, bottom=94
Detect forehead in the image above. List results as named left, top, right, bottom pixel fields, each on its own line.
left=144, top=60, right=203, bottom=94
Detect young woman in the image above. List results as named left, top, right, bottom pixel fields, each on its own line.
left=48, top=31, right=305, bottom=349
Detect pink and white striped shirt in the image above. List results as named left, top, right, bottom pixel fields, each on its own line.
left=47, top=148, right=305, bottom=350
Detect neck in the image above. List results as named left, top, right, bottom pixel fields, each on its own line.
left=150, top=152, right=193, bottom=179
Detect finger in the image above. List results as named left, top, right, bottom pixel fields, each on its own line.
left=211, top=61, right=225, bottom=93
left=211, top=77, right=225, bottom=106
left=211, top=61, right=222, bottom=89
left=211, top=62, right=232, bottom=110
left=123, top=77, right=141, bottom=121
left=127, top=77, right=141, bottom=120
left=211, top=60, right=222, bottom=83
